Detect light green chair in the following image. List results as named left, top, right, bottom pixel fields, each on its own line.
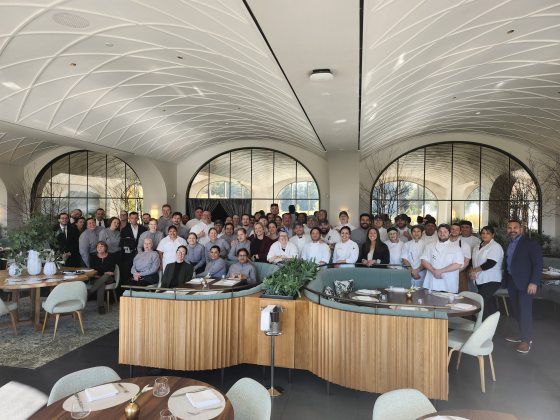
left=448, top=291, right=484, bottom=332
left=447, top=311, right=500, bottom=393
left=254, top=262, right=279, bottom=282
left=372, top=388, right=435, bottom=420
left=0, top=297, right=18, bottom=336
left=226, top=378, right=271, bottom=420
left=104, top=264, right=120, bottom=311
left=47, top=366, right=121, bottom=405
left=42, top=282, right=87, bottom=339
left=0, top=381, right=47, bottom=417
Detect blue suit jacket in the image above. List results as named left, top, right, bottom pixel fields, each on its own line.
left=503, top=236, right=543, bottom=290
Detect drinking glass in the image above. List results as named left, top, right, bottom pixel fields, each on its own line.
left=70, top=401, right=90, bottom=419
left=448, top=294, right=456, bottom=303
left=160, top=408, right=176, bottom=420
left=153, top=377, right=170, bottom=397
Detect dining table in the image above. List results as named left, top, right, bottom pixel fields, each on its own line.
left=417, top=408, right=518, bottom=419
left=31, top=375, right=234, bottom=419
left=0, top=266, right=96, bottom=329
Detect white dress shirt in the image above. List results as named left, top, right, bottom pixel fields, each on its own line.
left=156, top=236, right=187, bottom=270
left=385, top=240, right=405, bottom=265
left=321, top=229, right=341, bottom=245
left=472, top=239, right=504, bottom=285
left=422, top=233, right=438, bottom=246
left=289, top=234, right=310, bottom=256
left=190, top=221, right=214, bottom=246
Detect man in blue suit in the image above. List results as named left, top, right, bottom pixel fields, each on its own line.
left=503, top=219, right=543, bottom=354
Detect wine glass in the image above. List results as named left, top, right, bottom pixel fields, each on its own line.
left=70, top=400, right=90, bottom=419
left=160, top=408, right=176, bottom=420
left=153, top=377, right=170, bottom=397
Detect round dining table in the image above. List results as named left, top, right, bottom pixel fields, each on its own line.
left=417, top=408, right=518, bottom=419
left=31, top=376, right=234, bottom=419
left=0, top=267, right=96, bottom=329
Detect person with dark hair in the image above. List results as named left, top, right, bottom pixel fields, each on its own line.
left=421, top=224, right=464, bottom=292
left=200, top=245, right=226, bottom=277
left=373, top=214, right=388, bottom=242
left=301, top=227, right=331, bottom=265
left=385, top=227, right=404, bottom=266
left=75, top=216, right=86, bottom=234
left=401, top=225, right=426, bottom=286
left=297, top=212, right=307, bottom=225
left=160, top=245, right=194, bottom=288
left=94, top=208, right=108, bottom=228
left=79, top=218, right=100, bottom=267
left=360, top=227, right=390, bottom=266
left=186, top=207, right=204, bottom=231
left=319, top=219, right=340, bottom=249
left=171, top=211, right=188, bottom=239
left=120, top=211, right=146, bottom=274
left=227, top=248, right=257, bottom=284
left=222, top=222, right=236, bottom=243
left=267, top=228, right=298, bottom=264
left=289, top=222, right=309, bottom=255
left=98, top=217, right=122, bottom=256
left=267, top=221, right=279, bottom=241
left=250, top=222, right=274, bottom=263
left=185, top=232, right=206, bottom=273
left=229, top=228, right=251, bottom=261
left=88, top=241, right=117, bottom=314
left=335, top=210, right=356, bottom=232
left=205, top=227, right=230, bottom=261
left=119, top=210, right=129, bottom=231
left=270, top=203, right=280, bottom=217
left=55, top=212, right=80, bottom=267
left=70, top=208, right=83, bottom=224
left=280, top=213, right=293, bottom=237
left=156, top=225, right=187, bottom=271
left=422, top=219, right=438, bottom=245
left=459, top=220, right=480, bottom=251
left=469, top=226, right=504, bottom=320
left=142, top=212, right=151, bottom=227
left=240, top=213, right=253, bottom=237
left=190, top=210, right=214, bottom=246
left=138, top=218, right=163, bottom=252
left=333, top=226, right=359, bottom=264
left=395, top=214, right=412, bottom=242
left=503, top=219, right=543, bottom=353
left=130, top=237, right=160, bottom=286
left=157, top=204, right=173, bottom=234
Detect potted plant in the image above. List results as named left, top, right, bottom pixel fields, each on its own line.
left=261, top=258, right=317, bottom=299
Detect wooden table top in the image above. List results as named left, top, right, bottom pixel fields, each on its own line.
left=346, top=288, right=481, bottom=317
left=31, top=376, right=234, bottom=419
left=0, top=266, right=96, bottom=290
left=417, top=408, right=517, bottom=419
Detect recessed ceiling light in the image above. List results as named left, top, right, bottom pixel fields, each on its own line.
left=309, top=69, right=334, bottom=81
left=507, top=29, right=515, bottom=34
left=452, top=96, right=457, bottom=99
left=225, top=122, right=230, bottom=125
left=177, top=56, right=184, bottom=60
left=334, top=119, right=347, bottom=124
left=475, top=111, right=481, bottom=115
left=69, top=63, right=77, bottom=67
left=162, top=109, right=166, bottom=112
left=104, top=42, right=114, bottom=47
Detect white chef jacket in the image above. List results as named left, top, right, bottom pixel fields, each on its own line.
left=289, top=234, right=310, bottom=256
left=322, top=229, right=341, bottom=245
left=421, top=240, right=464, bottom=293
left=397, top=227, right=410, bottom=243
left=156, top=235, right=187, bottom=271
left=460, top=235, right=481, bottom=252
left=472, top=239, right=504, bottom=285
left=378, top=227, right=388, bottom=242
left=402, top=239, right=426, bottom=283
left=334, top=223, right=357, bottom=231
left=333, top=239, right=360, bottom=264
left=422, top=233, right=438, bottom=246
left=385, top=240, right=404, bottom=266
left=190, top=221, right=214, bottom=246
left=267, top=241, right=299, bottom=262
left=301, top=241, right=331, bottom=265
left=450, top=238, right=472, bottom=266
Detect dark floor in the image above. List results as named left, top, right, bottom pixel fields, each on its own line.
left=1, top=302, right=559, bottom=420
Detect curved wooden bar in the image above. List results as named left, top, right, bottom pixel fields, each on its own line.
left=119, top=294, right=449, bottom=400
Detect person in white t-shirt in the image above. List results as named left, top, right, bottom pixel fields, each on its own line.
left=301, top=227, right=331, bottom=265
left=459, top=220, right=481, bottom=251
left=289, top=222, right=309, bottom=256
left=156, top=225, right=187, bottom=271
left=421, top=224, right=464, bottom=293
left=450, top=223, right=472, bottom=269
left=385, top=227, right=404, bottom=266
left=395, top=214, right=412, bottom=243
left=422, top=220, right=438, bottom=246
left=185, top=207, right=203, bottom=231
left=267, top=229, right=299, bottom=264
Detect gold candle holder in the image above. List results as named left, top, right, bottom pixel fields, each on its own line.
left=124, top=401, right=139, bottom=419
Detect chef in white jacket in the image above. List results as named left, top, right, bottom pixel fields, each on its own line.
left=289, top=222, right=310, bottom=256
left=267, top=228, right=299, bottom=264
left=421, top=224, right=464, bottom=293
left=332, top=226, right=360, bottom=264
left=385, top=227, right=404, bottom=266
left=401, top=225, right=426, bottom=287
left=301, top=227, right=331, bottom=265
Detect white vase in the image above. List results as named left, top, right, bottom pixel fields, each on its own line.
left=8, top=263, right=22, bottom=276
left=43, top=261, right=57, bottom=276
left=26, top=250, right=42, bottom=275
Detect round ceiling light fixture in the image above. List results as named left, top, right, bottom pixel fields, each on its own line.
left=309, top=69, right=334, bottom=81
left=52, top=12, right=90, bottom=28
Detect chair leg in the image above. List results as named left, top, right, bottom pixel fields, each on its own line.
left=9, top=310, right=18, bottom=336
left=489, top=353, right=496, bottom=382
left=76, top=311, right=85, bottom=335
left=53, top=314, right=60, bottom=339
left=502, top=296, right=509, bottom=317
left=456, top=352, right=462, bottom=371
left=106, top=290, right=110, bottom=312
left=478, top=355, right=486, bottom=393
left=112, top=290, right=118, bottom=305
left=41, top=312, right=49, bottom=335
left=447, top=349, right=455, bottom=366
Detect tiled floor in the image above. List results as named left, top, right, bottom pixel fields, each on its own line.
left=1, top=302, right=559, bottom=420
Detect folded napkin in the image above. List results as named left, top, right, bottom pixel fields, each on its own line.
left=188, top=278, right=203, bottom=284
left=186, top=389, right=221, bottom=409
left=63, top=275, right=77, bottom=279
left=388, top=287, right=406, bottom=293
left=449, top=303, right=476, bottom=311
left=213, top=279, right=239, bottom=286
left=84, top=384, right=118, bottom=402
left=260, top=305, right=275, bottom=331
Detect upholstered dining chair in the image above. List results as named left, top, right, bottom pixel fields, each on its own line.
left=372, top=388, right=436, bottom=420
left=448, top=291, right=484, bottom=332
left=41, top=281, right=87, bottom=339
left=226, top=377, right=271, bottom=420
left=47, top=366, right=121, bottom=405
left=0, top=297, right=18, bottom=335
left=0, top=381, right=48, bottom=418
left=104, top=264, right=120, bottom=311
left=447, top=311, right=501, bottom=393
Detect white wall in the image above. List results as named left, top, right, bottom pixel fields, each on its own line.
left=327, top=151, right=360, bottom=223
left=0, top=163, right=24, bottom=229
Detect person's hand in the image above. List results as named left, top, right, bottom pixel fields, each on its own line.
left=133, top=272, right=141, bottom=281
left=433, top=269, right=443, bottom=279
left=528, top=283, right=538, bottom=295
left=105, top=271, right=114, bottom=276
left=403, top=230, right=412, bottom=240
left=468, top=269, right=477, bottom=281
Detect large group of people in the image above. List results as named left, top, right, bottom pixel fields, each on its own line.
left=54, top=204, right=542, bottom=354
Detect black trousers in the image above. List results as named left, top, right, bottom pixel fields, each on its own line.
left=476, top=281, right=501, bottom=320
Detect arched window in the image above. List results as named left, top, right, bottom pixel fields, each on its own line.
left=371, top=143, right=540, bottom=232
left=33, top=151, right=143, bottom=217
left=188, top=148, right=320, bottom=215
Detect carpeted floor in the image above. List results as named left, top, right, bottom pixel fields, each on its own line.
left=0, top=298, right=119, bottom=369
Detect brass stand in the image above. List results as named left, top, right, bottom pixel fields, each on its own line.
left=266, top=331, right=283, bottom=397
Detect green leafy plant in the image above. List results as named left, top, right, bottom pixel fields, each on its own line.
left=262, top=258, right=318, bottom=298
left=7, top=214, right=59, bottom=255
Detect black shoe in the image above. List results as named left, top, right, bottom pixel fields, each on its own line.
left=98, top=306, right=107, bottom=315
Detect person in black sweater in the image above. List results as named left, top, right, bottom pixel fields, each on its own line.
left=360, top=227, right=390, bottom=267
left=160, top=245, right=194, bottom=288
left=89, top=241, right=117, bottom=314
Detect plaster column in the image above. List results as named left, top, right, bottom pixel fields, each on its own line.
left=327, top=151, right=360, bottom=223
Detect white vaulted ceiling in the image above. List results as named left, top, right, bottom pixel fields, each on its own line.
left=0, top=0, right=559, bottom=163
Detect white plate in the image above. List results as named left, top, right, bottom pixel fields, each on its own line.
left=389, top=305, right=429, bottom=312
left=351, top=295, right=379, bottom=302
left=447, top=303, right=476, bottom=311
left=62, top=383, right=140, bottom=412
left=432, top=292, right=463, bottom=300
left=543, top=270, right=560, bottom=277
left=212, top=279, right=240, bottom=287
left=385, top=287, right=407, bottom=293
left=187, top=278, right=204, bottom=284
left=355, top=289, right=381, bottom=296
left=168, top=386, right=225, bottom=420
